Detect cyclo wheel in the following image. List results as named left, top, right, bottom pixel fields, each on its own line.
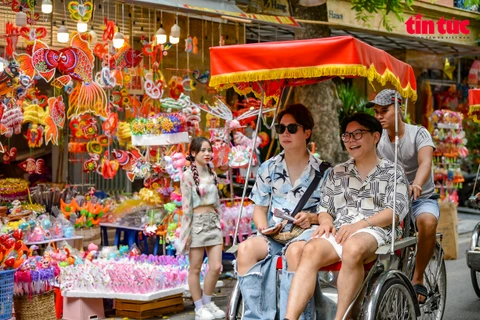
left=471, top=268, right=480, bottom=298
left=419, top=243, right=446, bottom=320
left=375, top=278, right=417, bottom=320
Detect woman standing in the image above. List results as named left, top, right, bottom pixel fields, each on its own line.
left=178, top=137, right=225, bottom=320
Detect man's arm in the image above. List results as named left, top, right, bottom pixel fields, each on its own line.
left=253, top=205, right=269, bottom=231
left=411, top=146, right=434, bottom=199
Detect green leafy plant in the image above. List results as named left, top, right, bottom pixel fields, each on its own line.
left=336, top=82, right=373, bottom=125
left=351, top=0, right=414, bottom=32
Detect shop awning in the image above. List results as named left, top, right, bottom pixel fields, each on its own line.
left=209, top=36, right=417, bottom=101
left=125, top=0, right=300, bottom=28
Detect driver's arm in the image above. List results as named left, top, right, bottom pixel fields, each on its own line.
left=413, top=146, right=434, bottom=189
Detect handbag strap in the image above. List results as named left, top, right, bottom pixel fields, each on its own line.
left=290, top=161, right=331, bottom=218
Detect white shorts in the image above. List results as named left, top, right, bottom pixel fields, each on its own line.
left=312, top=228, right=385, bottom=260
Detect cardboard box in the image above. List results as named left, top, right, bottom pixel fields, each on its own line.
left=437, top=202, right=458, bottom=260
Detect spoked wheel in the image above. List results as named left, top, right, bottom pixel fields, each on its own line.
left=235, top=296, right=245, bottom=319
left=419, top=244, right=446, bottom=320
left=375, top=278, right=417, bottom=320
left=471, top=269, right=480, bottom=298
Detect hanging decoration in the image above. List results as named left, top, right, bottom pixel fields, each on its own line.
left=68, top=1, right=93, bottom=23
left=2, top=146, right=17, bottom=164
left=18, top=158, right=45, bottom=174
left=44, top=96, right=66, bottom=145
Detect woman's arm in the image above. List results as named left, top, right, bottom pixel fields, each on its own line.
left=178, top=171, right=195, bottom=254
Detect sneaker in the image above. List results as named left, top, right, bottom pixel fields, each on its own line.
left=204, top=301, right=226, bottom=319
left=195, top=306, right=215, bottom=320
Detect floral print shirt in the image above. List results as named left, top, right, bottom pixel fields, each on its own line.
left=317, top=158, right=410, bottom=242
left=178, top=168, right=220, bottom=255
left=250, top=150, right=329, bottom=224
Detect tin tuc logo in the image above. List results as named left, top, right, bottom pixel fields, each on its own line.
left=405, top=14, right=470, bottom=35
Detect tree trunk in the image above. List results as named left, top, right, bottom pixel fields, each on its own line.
left=291, top=2, right=348, bottom=164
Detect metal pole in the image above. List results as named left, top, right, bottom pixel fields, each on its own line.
left=391, top=93, right=399, bottom=254
left=227, top=83, right=265, bottom=253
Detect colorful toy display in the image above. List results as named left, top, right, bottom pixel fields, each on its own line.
left=430, top=109, right=467, bottom=204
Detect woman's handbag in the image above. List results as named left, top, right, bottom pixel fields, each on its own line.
left=270, top=162, right=330, bottom=244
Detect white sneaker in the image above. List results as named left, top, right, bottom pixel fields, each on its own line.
left=204, top=301, right=226, bottom=319
left=195, top=306, right=215, bottom=320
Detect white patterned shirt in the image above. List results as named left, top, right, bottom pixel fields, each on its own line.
left=317, top=158, right=410, bottom=242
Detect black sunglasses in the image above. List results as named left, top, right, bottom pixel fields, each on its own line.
left=274, top=123, right=303, bottom=134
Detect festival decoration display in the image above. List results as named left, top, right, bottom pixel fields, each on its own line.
left=430, top=109, right=467, bottom=204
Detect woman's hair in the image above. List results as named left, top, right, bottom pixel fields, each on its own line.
left=186, top=137, right=218, bottom=196
left=277, top=103, right=314, bottom=144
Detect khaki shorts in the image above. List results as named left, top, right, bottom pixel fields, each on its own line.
left=190, top=212, right=223, bottom=248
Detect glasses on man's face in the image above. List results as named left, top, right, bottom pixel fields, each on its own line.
left=274, top=123, right=303, bottom=135
left=341, top=129, right=372, bottom=143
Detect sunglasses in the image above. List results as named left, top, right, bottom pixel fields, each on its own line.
left=341, top=129, right=372, bottom=143
left=274, top=123, right=303, bottom=134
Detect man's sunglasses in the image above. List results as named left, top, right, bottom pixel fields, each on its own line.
left=274, top=123, right=303, bottom=134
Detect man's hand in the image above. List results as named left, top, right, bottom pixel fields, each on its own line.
left=409, top=184, right=422, bottom=200
left=335, top=222, right=365, bottom=245
left=294, top=212, right=312, bottom=229
left=311, top=221, right=336, bottom=239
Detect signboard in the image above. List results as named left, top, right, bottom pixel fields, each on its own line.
left=182, top=4, right=299, bottom=27
left=248, top=0, right=291, bottom=17
left=326, top=0, right=479, bottom=46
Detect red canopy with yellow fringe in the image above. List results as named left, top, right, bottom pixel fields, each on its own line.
left=468, top=88, right=480, bottom=123
left=209, top=36, right=417, bottom=101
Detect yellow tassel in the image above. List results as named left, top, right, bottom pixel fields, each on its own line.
left=210, top=64, right=417, bottom=102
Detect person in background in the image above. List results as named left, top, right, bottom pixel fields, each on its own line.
left=178, top=137, right=225, bottom=320
left=369, top=89, right=439, bottom=303
left=236, top=104, right=330, bottom=320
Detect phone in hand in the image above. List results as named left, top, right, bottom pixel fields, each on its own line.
left=261, top=222, right=282, bottom=234
left=273, top=208, right=295, bottom=222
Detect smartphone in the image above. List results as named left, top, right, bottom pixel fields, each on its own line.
left=261, top=222, right=281, bottom=234
left=273, top=208, right=295, bottom=222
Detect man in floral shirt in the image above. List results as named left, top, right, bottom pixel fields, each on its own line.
left=284, top=113, right=409, bottom=320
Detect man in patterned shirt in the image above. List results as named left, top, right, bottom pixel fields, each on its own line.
left=369, top=89, right=439, bottom=303
left=284, top=113, right=409, bottom=320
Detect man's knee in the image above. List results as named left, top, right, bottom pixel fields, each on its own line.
left=416, top=213, right=438, bottom=233
left=238, top=238, right=267, bottom=263
left=342, top=244, right=364, bottom=265
left=285, top=241, right=306, bottom=269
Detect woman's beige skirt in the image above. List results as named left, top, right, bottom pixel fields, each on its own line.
left=190, top=212, right=223, bottom=248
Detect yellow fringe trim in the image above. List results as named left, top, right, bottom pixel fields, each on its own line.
left=469, top=104, right=480, bottom=123
left=210, top=64, right=418, bottom=101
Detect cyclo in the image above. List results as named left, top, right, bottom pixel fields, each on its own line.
left=208, top=36, right=446, bottom=320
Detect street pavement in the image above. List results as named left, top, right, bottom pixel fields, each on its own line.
left=107, top=209, right=480, bottom=320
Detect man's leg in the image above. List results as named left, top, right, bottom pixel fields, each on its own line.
left=412, top=212, right=438, bottom=302
left=335, top=233, right=378, bottom=320
left=285, top=238, right=339, bottom=320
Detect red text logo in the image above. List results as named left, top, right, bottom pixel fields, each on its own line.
left=405, top=14, right=470, bottom=35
